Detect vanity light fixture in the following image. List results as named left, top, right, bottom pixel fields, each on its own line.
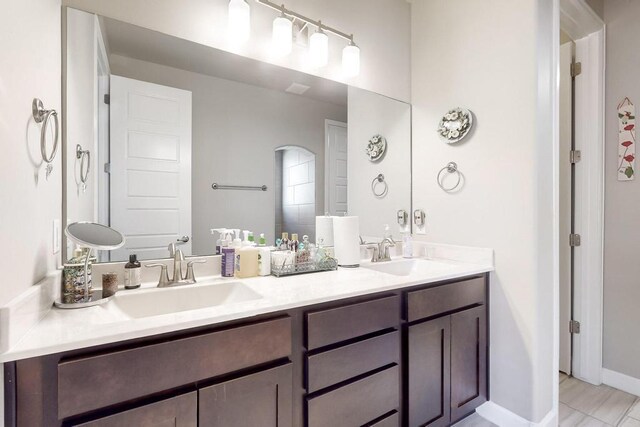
left=272, top=12, right=293, bottom=56
left=228, top=0, right=251, bottom=43
left=342, top=40, right=360, bottom=78
left=309, top=25, right=329, bottom=68
left=255, top=0, right=360, bottom=77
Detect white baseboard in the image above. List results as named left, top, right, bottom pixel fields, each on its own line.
left=476, top=402, right=556, bottom=427
left=602, top=368, right=640, bottom=396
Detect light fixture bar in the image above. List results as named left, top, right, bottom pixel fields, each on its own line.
left=256, top=0, right=353, bottom=42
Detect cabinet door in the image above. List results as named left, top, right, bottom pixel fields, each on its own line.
left=74, top=392, right=197, bottom=427
left=199, top=364, right=292, bottom=427
left=407, top=316, right=451, bottom=427
left=450, top=306, right=487, bottom=423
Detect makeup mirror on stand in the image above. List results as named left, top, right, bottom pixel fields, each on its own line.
left=55, top=222, right=125, bottom=309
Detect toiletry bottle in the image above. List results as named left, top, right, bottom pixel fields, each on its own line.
left=248, top=232, right=256, bottom=246
left=236, top=244, right=259, bottom=278
left=232, top=229, right=242, bottom=249
left=242, top=230, right=251, bottom=247
left=258, top=244, right=272, bottom=276
left=297, top=235, right=311, bottom=263
left=221, top=232, right=235, bottom=277
left=290, top=233, right=299, bottom=252
left=211, top=228, right=227, bottom=255
left=258, top=233, right=267, bottom=247
left=281, top=232, right=289, bottom=250
left=402, top=232, right=413, bottom=258
left=124, top=254, right=141, bottom=289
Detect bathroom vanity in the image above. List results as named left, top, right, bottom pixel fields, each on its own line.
left=2, top=265, right=489, bottom=427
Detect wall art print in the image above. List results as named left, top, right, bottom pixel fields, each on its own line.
left=618, top=97, right=636, bottom=181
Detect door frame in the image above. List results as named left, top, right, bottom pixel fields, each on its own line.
left=324, top=119, right=348, bottom=215
left=559, top=0, right=605, bottom=385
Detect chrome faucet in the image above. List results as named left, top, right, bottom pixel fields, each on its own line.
left=146, top=243, right=206, bottom=287
left=366, top=237, right=396, bottom=263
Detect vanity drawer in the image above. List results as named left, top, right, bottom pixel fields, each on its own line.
left=369, top=411, right=400, bottom=427
left=407, top=276, right=485, bottom=322
left=306, top=295, right=400, bottom=350
left=58, top=317, right=291, bottom=419
left=307, top=365, right=400, bottom=427
left=306, top=330, right=400, bottom=393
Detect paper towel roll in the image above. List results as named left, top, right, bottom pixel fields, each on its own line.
left=315, top=216, right=335, bottom=246
left=332, top=216, right=360, bottom=267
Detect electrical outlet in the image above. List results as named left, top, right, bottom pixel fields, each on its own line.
left=53, top=219, right=61, bottom=254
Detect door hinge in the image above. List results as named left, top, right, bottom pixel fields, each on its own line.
left=570, top=150, right=582, bottom=164
left=571, top=62, right=582, bottom=78
left=570, top=233, right=581, bottom=247
left=570, top=320, right=581, bottom=334
left=104, top=163, right=111, bottom=173
left=104, top=94, right=110, bottom=105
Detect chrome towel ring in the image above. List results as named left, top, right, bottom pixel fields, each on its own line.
left=76, top=144, right=91, bottom=192
left=371, top=173, right=388, bottom=197
left=437, top=162, right=462, bottom=192
left=32, top=98, right=59, bottom=178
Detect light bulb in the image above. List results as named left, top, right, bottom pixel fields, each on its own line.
left=309, top=28, right=329, bottom=68
left=228, top=0, right=250, bottom=43
left=272, top=14, right=293, bottom=57
left=342, top=42, right=360, bottom=78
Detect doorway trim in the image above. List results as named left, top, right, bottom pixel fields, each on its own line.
left=560, top=0, right=605, bottom=385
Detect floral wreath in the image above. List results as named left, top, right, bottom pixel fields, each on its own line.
left=366, top=134, right=386, bottom=162
left=437, top=108, right=472, bottom=143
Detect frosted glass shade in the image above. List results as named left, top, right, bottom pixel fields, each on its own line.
left=272, top=15, right=293, bottom=57
left=309, top=30, right=329, bottom=68
left=342, top=43, right=360, bottom=78
left=228, top=0, right=250, bottom=43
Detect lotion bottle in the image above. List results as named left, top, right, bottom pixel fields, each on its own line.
left=236, top=245, right=259, bottom=278
left=221, top=231, right=235, bottom=277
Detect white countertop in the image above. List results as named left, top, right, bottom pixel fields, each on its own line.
left=0, top=251, right=493, bottom=363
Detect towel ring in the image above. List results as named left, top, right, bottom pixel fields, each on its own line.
left=437, top=162, right=462, bottom=192
left=76, top=144, right=91, bottom=190
left=371, top=173, right=388, bottom=197
left=32, top=98, right=59, bottom=167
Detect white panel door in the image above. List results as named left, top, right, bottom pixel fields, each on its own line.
left=325, top=120, right=348, bottom=216
left=559, top=41, right=574, bottom=375
left=110, top=75, right=192, bottom=261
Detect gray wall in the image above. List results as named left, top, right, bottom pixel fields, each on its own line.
left=603, top=0, right=640, bottom=380
left=586, top=0, right=604, bottom=20
left=110, top=55, right=347, bottom=252
left=0, top=0, right=62, bottom=306
left=347, top=87, right=411, bottom=239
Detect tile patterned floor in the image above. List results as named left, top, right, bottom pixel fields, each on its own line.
left=453, top=373, right=640, bottom=427
left=559, top=373, right=640, bottom=427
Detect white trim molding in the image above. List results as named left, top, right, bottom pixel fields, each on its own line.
left=560, top=0, right=605, bottom=40
left=476, top=402, right=557, bottom=427
left=572, top=27, right=605, bottom=386
left=602, top=369, right=640, bottom=397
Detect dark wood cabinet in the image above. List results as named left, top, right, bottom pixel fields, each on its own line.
left=407, top=317, right=451, bottom=427
left=407, top=282, right=488, bottom=427
left=74, top=392, right=197, bottom=427
left=199, top=364, right=292, bottom=427
left=5, top=274, right=488, bottom=427
left=450, top=305, right=487, bottom=423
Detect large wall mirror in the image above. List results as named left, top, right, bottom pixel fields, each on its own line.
left=63, top=8, right=411, bottom=262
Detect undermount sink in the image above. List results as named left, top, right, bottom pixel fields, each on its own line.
left=362, top=258, right=458, bottom=277
left=109, top=281, right=262, bottom=319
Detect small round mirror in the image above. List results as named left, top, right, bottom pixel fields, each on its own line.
left=65, top=222, right=125, bottom=250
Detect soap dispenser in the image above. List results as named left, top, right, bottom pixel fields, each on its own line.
left=236, top=241, right=259, bottom=278
left=221, top=231, right=235, bottom=277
